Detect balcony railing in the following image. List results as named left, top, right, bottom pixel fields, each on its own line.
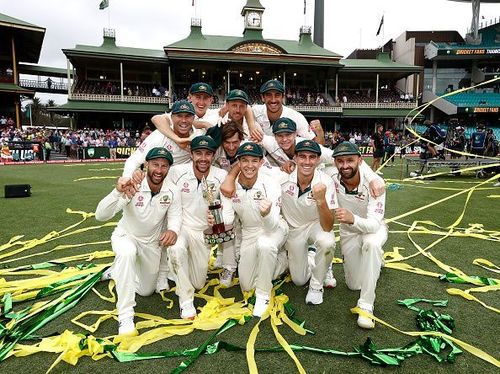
left=70, top=93, right=168, bottom=104
left=341, top=102, right=417, bottom=109
left=19, top=79, right=68, bottom=91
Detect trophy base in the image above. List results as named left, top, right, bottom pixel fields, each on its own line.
left=204, top=224, right=234, bottom=245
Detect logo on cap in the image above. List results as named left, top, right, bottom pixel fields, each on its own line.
left=199, top=140, right=208, bottom=146
left=269, top=83, right=275, bottom=87
left=180, top=104, right=189, bottom=110
left=244, top=144, right=253, bottom=151
left=304, top=141, right=311, bottom=146
left=199, top=85, right=207, bottom=91
left=278, top=122, right=288, bottom=129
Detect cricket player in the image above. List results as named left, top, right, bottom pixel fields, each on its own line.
left=251, top=79, right=325, bottom=144
left=123, top=100, right=201, bottom=178
left=280, top=140, right=337, bottom=305
left=95, top=147, right=181, bottom=335
left=331, top=142, right=387, bottom=329
left=218, top=142, right=288, bottom=317
left=165, top=135, right=233, bottom=319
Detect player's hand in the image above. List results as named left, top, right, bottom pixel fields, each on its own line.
left=220, top=178, right=236, bottom=198
left=160, top=230, right=177, bottom=247
left=116, top=177, right=131, bottom=193
left=131, top=169, right=145, bottom=186
left=280, top=160, right=296, bottom=174
left=250, top=126, right=264, bottom=142
left=258, top=199, right=272, bottom=217
left=334, top=208, right=354, bottom=224
left=311, top=183, right=327, bottom=204
left=207, top=210, right=215, bottom=226
left=369, top=178, right=385, bottom=198
left=310, top=119, right=323, bottom=135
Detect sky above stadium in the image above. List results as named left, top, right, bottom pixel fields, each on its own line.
left=3, top=0, right=500, bottom=104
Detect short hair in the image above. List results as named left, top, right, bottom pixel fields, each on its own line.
left=221, top=121, right=246, bottom=141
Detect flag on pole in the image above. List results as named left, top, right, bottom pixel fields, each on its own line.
left=192, top=0, right=195, bottom=6
left=376, top=15, right=384, bottom=36
left=304, top=0, right=306, bottom=15
left=99, top=0, right=109, bottom=10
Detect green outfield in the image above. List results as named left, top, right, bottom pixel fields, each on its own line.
left=0, top=159, right=498, bottom=374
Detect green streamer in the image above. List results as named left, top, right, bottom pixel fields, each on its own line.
left=439, top=272, right=497, bottom=286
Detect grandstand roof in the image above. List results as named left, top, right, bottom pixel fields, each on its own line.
left=0, top=13, right=45, bottom=63
left=49, top=100, right=166, bottom=114
left=18, top=63, right=72, bottom=78
left=63, top=35, right=167, bottom=63
left=0, top=82, right=35, bottom=95
left=341, top=52, right=422, bottom=76
left=165, top=24, right=342, bottom=66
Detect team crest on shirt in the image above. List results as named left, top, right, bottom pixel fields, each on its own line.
left=375, top=201, right=384, bottom=214
left=253, top=190, right=264, bottom=201
left=166, top=144, right=174, bottom=151
left=285, top=184, right=295, bottom=196
left=355, top=192, right=366, bottom=201
left=135, top=194, right=144, bottom=207
left=181, top=182, right=190, bottom=193
left=138, top=195, right=144, bottom=201
left=305, top=192, right=315, bottom=203
left=232, top=193, right=241, bottom=204
left=160, top=194, right=171, bottom=206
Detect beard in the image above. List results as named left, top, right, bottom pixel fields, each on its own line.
left=339, top=166, right=358, bottom=180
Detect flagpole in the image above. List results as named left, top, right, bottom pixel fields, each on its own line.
left=108, top=6, right=110, bottom=28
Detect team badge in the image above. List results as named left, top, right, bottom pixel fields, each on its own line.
left=253, top=190, right=263, bottom=201
left=160, top=194, right=171, bottom=206
left=181, top=182, right=190, bottom=193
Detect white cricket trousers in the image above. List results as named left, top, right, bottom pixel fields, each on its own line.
left=238, top=218, right=289, bottom=298
left=110, top=229, right=161, bottom=320
left=286, top=221, right=336, bottom=289
left=340, top=224, right=388, bottom=310
left=168, top=226, right=221, bottom=305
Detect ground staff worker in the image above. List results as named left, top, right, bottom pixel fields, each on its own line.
left=219, top=142, right=288, bottom=317
left=331, top=142, right=387, bottom=329
left=95, top=147, right=181, bottom=335
left=165, top=135, right=232, bottom=319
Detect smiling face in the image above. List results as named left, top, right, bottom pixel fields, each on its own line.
left=262, top=90, right=283, bottom=114
left=275, top=132, right=296, bottom=153
left=188, top=92, right=213, bottom=118
left=146, top=158, right=170, bottom=187
left=295, top=151, right=319, bottom=179
left=222, top=133, right=241, bottom=158
left=192, top=148, right=215, bottom=175
left=238, top=155, right=262, bottom=180
left=172, top=112, right=194, bottom=138
left=227, top=100, right=247, bottom=123
left=334, top=154, right=362, bottom=180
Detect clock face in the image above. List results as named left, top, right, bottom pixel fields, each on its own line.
left=246, top=11, right=261, bottom=27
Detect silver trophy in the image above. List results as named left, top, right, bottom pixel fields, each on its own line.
left=201, top=176, right=234, bottom=245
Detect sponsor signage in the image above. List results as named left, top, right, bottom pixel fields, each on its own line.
left=459, top=107, right=500, bottom=114
left=439, top=48, right=500, bottom=56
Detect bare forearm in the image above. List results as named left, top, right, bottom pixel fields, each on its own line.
left=317, top=201, right=334, bottom=231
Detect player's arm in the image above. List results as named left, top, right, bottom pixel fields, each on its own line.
left=350, top=192, right=385, bottom=234
left=360, top=160, right=385, bottom=197
left=122, top=130, right=161, bottom=178
left=220, top=163, right=240, bottom=198
left=313, top=182, right=334, bottom=232
left=94, top=183, right=131, bottom=222
left=310, top=119, right=325, bottom=145
left=260, top=182, right=282, bottom=232
left=246, top=106, right=263, bottom=142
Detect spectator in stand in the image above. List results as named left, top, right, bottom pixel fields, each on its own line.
left=0, top=116, right=6, bottom=128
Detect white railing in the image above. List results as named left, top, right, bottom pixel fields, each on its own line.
left=290, top=104, right=343, bottom=112
left=70, top=93, right=168, bottom=104
left=341, top=102, right=417, bottom=109
left=19, top=79, right=68, bottom=91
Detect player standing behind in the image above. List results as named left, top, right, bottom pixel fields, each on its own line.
left=95, top=147, right=181, bottom=335
left=331, top=142, right=387, bottom=329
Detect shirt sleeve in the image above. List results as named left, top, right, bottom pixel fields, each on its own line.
left=261, top=135, right=288, bottom=166
left=360, top=160, right=384, bottom=184
left=292, top=111, right=315, bottom=140
left=325, top=176, right=338, bottom=210
left=94, top=188, right=130, bottom=221
left=351, top=192, right=386, bottom=234
left=122, top=130, right=165, bottom=178
left=166, top=186, right=182, bottom=234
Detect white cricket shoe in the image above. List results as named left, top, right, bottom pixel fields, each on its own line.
left=180, top=300, right=197, bottom=320
left=253, top=295, right=270, bottom=318
left=101, top=268, right=112, bottom=282
left=305, top=286, right=324, bottom=305
left=357, top=306, right=375, bottom=329
left=493, top=180, right=500, bottom=187
left=155, top=276, right=170, bottom=293
left=118, top=317, right=136, bottom=335
left=219, top=268, right=235, bottom=288
left=323, top=266, right=337, bottom=288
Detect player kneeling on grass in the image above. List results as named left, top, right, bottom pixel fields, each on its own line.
left=95, top=147, right=181, bottom=335
left=331, top=142, right=387, bottom=329
left=217, top=142, right=288, bottom=317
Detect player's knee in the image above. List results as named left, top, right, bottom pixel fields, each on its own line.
left=315, top=232, right=336, bottom=252
left=114, top=243, right=137, bottom=259
left=137, top=283, right=156, bottom=297
left=168, top=245, right=187, bottom=271
left=361, top=240, right=381, bottom=256
left=256, top=236, right=278, bottom=256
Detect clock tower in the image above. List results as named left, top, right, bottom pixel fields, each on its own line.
left=241, top=0, right=264, bottom=37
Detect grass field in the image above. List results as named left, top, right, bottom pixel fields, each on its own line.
left=0, top=158, right=498, bottom=374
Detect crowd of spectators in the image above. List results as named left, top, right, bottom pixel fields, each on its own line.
left=335, top=88, right=412, bottom=104
left=74, top=80, right=167, bottom=98
left=1, top=125, right=152, bottom=161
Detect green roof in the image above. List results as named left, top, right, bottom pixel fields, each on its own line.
left=341, top=53, right=421, bottom=72
left=18, top=63, right=71, bottom=78
left=0, top=82, right=35, bottom=95
left=0, top=13, right=45, bottom=63
left=165, top=26, right=341, bottom=66
left=63, top=36, right=167, bottom=63
left=49, top=100, right=166, bottom=114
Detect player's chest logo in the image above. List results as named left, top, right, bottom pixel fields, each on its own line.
left=305, top=191, right=315, bottom=204
left=285, top=184, right=295, bottom=196
left=253, top=190, right=264, bottom=201
left=159, top=194, right=171, bottom=207
left=354, top=192, right=366, bottom=201
left=181, top=182, right=190, bottom=193
left=135, top=194, right=145, bottom=207
left=166, top=144, right=174, bottom=152
left=232, top=193, right=241, bottom=204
